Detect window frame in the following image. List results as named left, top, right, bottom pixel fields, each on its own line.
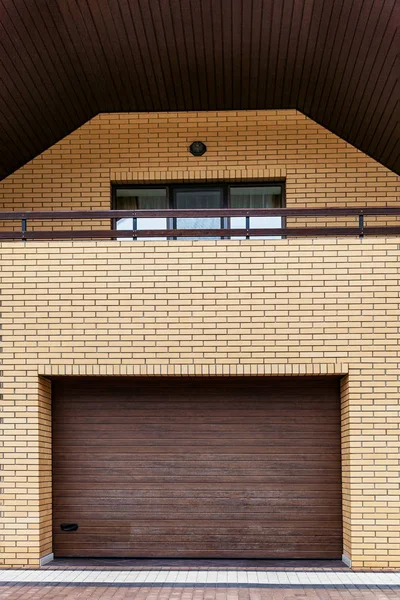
left=111, top=181, right=286, bottom=238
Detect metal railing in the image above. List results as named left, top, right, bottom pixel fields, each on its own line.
left=0, top=207, right=399, bottom=240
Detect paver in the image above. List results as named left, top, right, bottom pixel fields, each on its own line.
left=1, top=585, right=400, bottom=599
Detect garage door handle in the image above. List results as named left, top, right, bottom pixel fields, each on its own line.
left=60, top=523, right=78, bottom=532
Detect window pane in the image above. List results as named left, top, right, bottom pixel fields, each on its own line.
left=113, top=184, right=284, bottom=241
left=115, top=188, right=168, bottom=240
left=230, top=185, right=282, bottom=239
left=175, top=189, right=223, bottom=240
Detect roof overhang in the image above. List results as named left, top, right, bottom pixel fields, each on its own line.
left=0, top=0, right=398, bottom=179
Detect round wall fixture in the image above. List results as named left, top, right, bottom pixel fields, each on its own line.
left=189, top=141, right=207, bottom=156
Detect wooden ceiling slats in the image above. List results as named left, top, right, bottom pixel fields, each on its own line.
left=383, top=133, right=400, bottom=171
left=171, top=0, right=195, bottom=109
left=137, top=0, right=173, bottom=111
left=64, top=0, right=116, bottom=111
left=248, top=0, right=263, bottom=109
left=352, top=43, right=397, bottom=152
left=280, top=0, right=304, bottom=108
left=307, top=0, right=345, bottom=117
left=265, top=0, right=284, bottom=108
left=133, top=0, right=166, bottom=111
left=289, top=0, right=315, bottom=110
left=363, top=72, right=398, bottom=159
left=0, top=68, right=55, bottom=158
left=90, top=0, right=133, bottom=111
left=220, top=0, right=234, bottom=109
left=341, top=1, right=397, bottom=146
left=301, top=0, right=338, bottom=116
left=254, top=0, right=274, bottom=108
left=239, top=0, right=252, bottom=109
left=272, top=0, right=293, bottom=109
left=207, top=0, right=224, bottom=109
left=0, top=28, right=65, bottom=143
left=0, top=0, right=398, bottom=180
left=108, top=0, right=147, bottom=111
left=112, top=3, right=145, bottom=111
left=2, top=2, right=80, bottom=132
left=0, top=122, right=32, bottom=166
left=353, top=80, right=396, bottom=170
left=231, top=0, right=243, bottom=109
left=176, top=0, right=197, bottom=110
left=318, top=1, right=366, bottom=128
left=334, top=2, right=386, bottom=140
left=327, top=0, right=378, bottom=133
left=296, top=0, right=327, bottom=112
left=155, top=0, right=186, bottom=111
left=188, top=0, right=210, bottom=110
left=311, top=0, right=353, bottom=125
left=174, top=0, right=197, bottom=111
left=0, top=72, right=44, bottom=151
left=23, top=0, right=98, bottom=121
left=375, top=119, right=398, bottom=170
left=118, top=0, right=156, bottom=111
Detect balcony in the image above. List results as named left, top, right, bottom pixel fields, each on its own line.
left=1, top=207, right=400, bottom=241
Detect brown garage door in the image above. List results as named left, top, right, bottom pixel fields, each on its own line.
left=52, top=376, right=342, bottom=558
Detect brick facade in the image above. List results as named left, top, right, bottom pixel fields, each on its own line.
left=0, top=110, right=397, bottom=214
left=0, top=110, right=399, bottom=569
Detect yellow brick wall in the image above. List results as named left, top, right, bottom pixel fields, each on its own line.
left=0, top=109, right=398, bottom=225
left=0, top=239, right=399, bottom=569
left=0, top=110, right=399, bottom=570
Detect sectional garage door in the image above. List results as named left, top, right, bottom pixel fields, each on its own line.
left=52, top=376, right=342, bottom=558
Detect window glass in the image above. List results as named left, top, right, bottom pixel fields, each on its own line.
left=175, top=188, right=223, bottom=240
left=115, top=188, right=168, bottom=240
left=113, top=184, right=284, bottom=240
left=230, top=185, right=282, bottom=239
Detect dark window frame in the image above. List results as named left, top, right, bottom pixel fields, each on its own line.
left=111, top=181, right=286, bottom=238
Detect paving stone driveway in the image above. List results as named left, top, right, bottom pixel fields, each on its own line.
left=1, top=584, right=400, bottom=599
left=1, top=562, right=399, bottom=599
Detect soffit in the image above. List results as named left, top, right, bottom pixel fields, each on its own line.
left=0, top=0, right=398, bottom=179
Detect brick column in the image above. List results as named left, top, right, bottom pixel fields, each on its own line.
left=0, top=375, right=51, bottom=567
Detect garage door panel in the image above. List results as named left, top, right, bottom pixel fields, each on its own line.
left=54, top=433, right=340, bottom=445
left=55, top=538, right=343, bottom=549
left=55, top=519, right=342, bottom=530
left=54, top=507, right=343, bottom=520
left=53, top=482, right=342, bottom=494
left=54, top=475, right=341, bottom=487
left=54, top=411, right=340, bottom=422
left=55, top=530, right=344, bottom=541
left=52, top=543, right=342, bottom=558
left=54, top=409, right=340, bottom=418
left=53, top=454, right=341, bottom=466
left=54, top=550, right=341, bottom=559
left=53, top=437, right=340, bottom=450
left=62, top=524, right=343, bottom=535
left=54, top=488, right=343, bottom=500
left=52, top=376, right=342, bottom=558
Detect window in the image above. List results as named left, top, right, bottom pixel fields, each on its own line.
left=113, top=183, right=284, bottom=239
left=174, top=187, right=223, bottom=240
left=114, top=187, right=168, bottom=241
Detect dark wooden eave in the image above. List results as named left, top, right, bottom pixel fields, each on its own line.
left=0, top=0, right=398, bottom=180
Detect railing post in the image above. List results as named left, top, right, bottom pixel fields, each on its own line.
left=21, top=218, right=27, bottom=241
left=359, top=214, right=364, bottom=239
left=245, top=215, right=250, bottom=240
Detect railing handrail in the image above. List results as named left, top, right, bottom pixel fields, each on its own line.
left=0, top=206, right=399, bottom=240
left=0, top=206, right=399, bottom=220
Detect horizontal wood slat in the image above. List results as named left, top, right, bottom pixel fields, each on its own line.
left=2, top=226, right=400, bottom=240
left=52, top=376, right=342, bottom=558
left=2, top=206, right=400, bottom=219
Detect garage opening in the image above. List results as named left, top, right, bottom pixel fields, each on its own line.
left=52, top=376, right=342, bottom=558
